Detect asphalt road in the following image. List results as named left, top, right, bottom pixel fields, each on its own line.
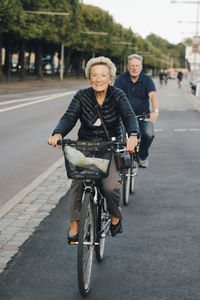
left=0, top=80, right=89, bottom=208
left=0, top=78, right=200, bottom=299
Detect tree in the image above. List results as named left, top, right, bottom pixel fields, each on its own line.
left=0, top=0, right=23, bottom=80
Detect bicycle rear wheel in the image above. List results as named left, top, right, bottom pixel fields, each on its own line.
left=122, top=168, right=130, bottom=206
left=77, top=192, right=95, bottom=296
left=95, top=198, right=110, bottom=262
left=130, top=154, right=138, bottom=194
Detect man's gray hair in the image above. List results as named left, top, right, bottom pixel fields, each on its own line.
left=128, top=54, right=143, bottom=65
left=85, top=56, right=116, bottom=81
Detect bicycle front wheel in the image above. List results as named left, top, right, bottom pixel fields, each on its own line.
left=95, top=198, right=110, bottom=262
left=130, top=155, right=138, bottom=194
left=122, top=168, right=130, bottom=206
left=77, top=192, right=95, bottom=296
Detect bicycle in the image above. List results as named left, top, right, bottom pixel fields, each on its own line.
left=120, top=113, right=150, bottom=206
left=58, top=138, right=124, bottom=296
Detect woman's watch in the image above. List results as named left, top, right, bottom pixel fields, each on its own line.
left=153, top=109, right=159, bottom=113
left=129, top=132, right=139, bottom=138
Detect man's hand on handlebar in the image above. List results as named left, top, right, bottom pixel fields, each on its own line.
left=48, top=134, right=62, bottom=149
left=126, top=135, right=138, bottom=152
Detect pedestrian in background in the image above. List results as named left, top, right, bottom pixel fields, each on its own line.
left=114, top=54, right=159, bottom=168
left=164, top=69, right=169, bottom=85
left=158, top=69, right=165, bottom=86
left=177, top=70, right=183, bottom=88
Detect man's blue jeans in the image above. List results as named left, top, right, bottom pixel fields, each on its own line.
left=138, top=120, right=154, bottom=160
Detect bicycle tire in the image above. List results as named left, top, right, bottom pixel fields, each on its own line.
left=77, top=192, right=95, bottom=296
left=130, top=155, right=138, bottom=194
left=95, top=198, right=110, bottom=262
left=122, top=168, right=130, bottom=206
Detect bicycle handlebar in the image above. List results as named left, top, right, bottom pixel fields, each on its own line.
left=136, top=113, right=150, bottom=121
left=57, top=138, right=126, bottom=151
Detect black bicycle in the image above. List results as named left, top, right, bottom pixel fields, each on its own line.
left=58, top=138, right=124, bottom=296
left=121, top=113, right=150, bottom=206
left=119, top=149, right=138, bottom=206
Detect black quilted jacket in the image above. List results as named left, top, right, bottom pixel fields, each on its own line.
left=52, top=85, right=139, bottom=141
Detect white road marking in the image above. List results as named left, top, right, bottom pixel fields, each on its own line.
left=154, top=129, right=163, bottom=132
left=0, top=91, right=77, bottom=113
left=190, top=128, right=200, bottom=132
left=174, top=128, right=187, bottom=132
left=155, top=128, right=200, bottom=132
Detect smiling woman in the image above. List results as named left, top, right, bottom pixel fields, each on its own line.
left=48, top=56, right=139, bottom=242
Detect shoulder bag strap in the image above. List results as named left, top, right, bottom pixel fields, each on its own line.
left=95, top=104, right=110, bottom=141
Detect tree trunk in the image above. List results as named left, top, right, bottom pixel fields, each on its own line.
left=64, top=48, right=72, bottom=78
left=18, top=38, right=25, bottom=81
left=35, top=41, right=43, bottom=80
left=0, top=35, right=3, bottom=81
left=76, top=52, right=83, bottom=77
left=4, top=39, right=11, bottom=82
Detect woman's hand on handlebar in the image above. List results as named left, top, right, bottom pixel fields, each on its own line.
left=48, top=134, right=62, bottom=148
left=126, top=136, right=138, bottom=152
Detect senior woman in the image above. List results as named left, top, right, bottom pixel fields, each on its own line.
left=48, top=56, right=139, bottom=242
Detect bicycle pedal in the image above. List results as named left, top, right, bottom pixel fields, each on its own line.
left=68, top=241, right=78, bottom=245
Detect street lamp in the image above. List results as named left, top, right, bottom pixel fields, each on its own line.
left=24, top=11, right=70, bottom=16
left=81, top=31, right=108, bottom=35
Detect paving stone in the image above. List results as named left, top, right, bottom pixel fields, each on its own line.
left=0, top=250, right=17, bottom=257
left=3, top=212, right=20, bottom=219
left=6, top=236, right=28, bottom=246
left=25, top=205, right=43, bottom=212
left=33, top=212, right=49, bottom=218
left=0, top=256, right=11, bottom=264
left=1, top=244, right=19, bottom=251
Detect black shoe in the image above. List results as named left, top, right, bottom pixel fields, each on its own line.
left=110, top=220, right=123, bottom=237
left=67, top=229, right=78, bottom=244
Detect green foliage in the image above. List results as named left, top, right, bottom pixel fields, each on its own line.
left=0, top=0, right=186, bottom=74
left=0, top=0, right=23, bottom=34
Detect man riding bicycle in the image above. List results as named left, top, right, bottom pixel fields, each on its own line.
left=114, top=54, right=159, bottom=168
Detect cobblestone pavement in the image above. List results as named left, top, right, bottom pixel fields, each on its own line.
left=0, top=160, right=71, bottom=273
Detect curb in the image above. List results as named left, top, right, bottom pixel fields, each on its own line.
left=0, top=158, right=64, bottom=220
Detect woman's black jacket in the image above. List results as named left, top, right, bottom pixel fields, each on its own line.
left=52, top=85, right=139, bottom=141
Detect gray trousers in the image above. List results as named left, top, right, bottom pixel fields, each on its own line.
left=69, top=156, right=122, bottom=221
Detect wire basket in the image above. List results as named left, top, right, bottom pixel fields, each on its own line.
left=62, top=142, right=112, bottom=180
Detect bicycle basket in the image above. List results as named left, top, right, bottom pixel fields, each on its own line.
left=62, top=144, right=112, bottom=180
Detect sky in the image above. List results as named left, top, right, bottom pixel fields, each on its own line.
left=82, top=0, right=200, bottom=45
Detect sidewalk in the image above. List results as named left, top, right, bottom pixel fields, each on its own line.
left=0, top=158, right=71, bottom=273
left=0, top=76, right=88, bottom=95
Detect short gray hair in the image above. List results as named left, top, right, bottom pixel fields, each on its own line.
left=85, top=56, right=117, bottom=81
left=128, top=54, right=143, bottom=65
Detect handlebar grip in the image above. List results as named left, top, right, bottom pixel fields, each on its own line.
left=57, top=140, right=62, bottom=146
